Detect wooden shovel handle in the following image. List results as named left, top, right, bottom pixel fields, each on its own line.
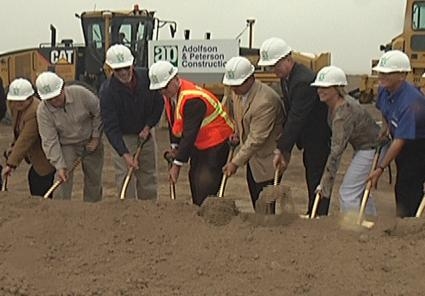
left=170, top=182, right=176, bottom=200
left=273, top=169, right=280, bottom=187
left=43, top=157, right=83, bottom=199
left=1, top=174, right=8, bottom=192
left=218, top=146, right=235, bottom=198
left=416, top=194, right=425, bottom=217
left=119, top=136, right=150, bottom=200
left=357, top=147, right=381, bottom=225
left=310, top=192, right=321, bottom=219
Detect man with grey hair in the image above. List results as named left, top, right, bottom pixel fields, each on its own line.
left=36, top=72, right=104, bottom=201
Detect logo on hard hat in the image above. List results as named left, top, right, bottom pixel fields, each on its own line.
left=379, top=56, right=389, bottom=66
left=42, top=85, right=52, bottom=94
left=151, top=75, right=159, bottom=84
left=260, top=51, right=268, bottom=60
left=226, top=70, right=235, bottom=79
left=116, top=53, right=125, bottom=63
left=12, top=87, right=20, bottom=95
left=318, top=72, right=327, bottom=81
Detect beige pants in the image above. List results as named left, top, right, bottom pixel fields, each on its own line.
left=112, top=132, right=158, bottom=200
left=54, top=142, right=104, bottom=202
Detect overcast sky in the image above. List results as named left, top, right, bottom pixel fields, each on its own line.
left=0, top=0, right=406, bottom=74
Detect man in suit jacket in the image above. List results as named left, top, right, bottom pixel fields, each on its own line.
left=222, top=56, right=284, bottom=208
left=258, top=37, right=331, bottom=216
left=4, top=78, right=55, bottom=196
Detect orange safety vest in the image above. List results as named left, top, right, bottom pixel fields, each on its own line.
left=164, top=79, right=234, bottom=150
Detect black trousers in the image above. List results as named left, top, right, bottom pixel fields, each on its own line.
left=394, top=139, right=425, bottom=217
left=303, top=140, right=331, bottom=216
left=188, top=141, right=229, bottom=206
left=28, top=166, right=55, bottom=197
left=246, top=164, right=274, bottom=208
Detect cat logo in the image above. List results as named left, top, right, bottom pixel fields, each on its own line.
left=50, top=49, right=74, bottom=64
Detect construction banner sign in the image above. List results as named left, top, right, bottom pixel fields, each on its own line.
left=148, top=40, right=238, bottom=73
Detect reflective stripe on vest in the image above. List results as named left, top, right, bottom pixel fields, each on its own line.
left=171, top=80, right=234, bottom=150
left=176, top=87, right=234, bottom=130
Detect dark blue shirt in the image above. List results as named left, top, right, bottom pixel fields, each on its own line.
left=376, top=81, right=425, bottom=140
left=100, top=67, right=164, bottom=156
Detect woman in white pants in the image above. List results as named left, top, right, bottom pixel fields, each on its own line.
left=311, top=66, right=380, bottom=215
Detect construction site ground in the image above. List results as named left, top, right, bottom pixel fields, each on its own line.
left=1, top=100, right=425, bottom=296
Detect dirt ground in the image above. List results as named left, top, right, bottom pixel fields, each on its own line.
left=1, top=104, right=425, bottom=296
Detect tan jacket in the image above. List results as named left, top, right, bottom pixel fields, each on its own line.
left=7, top=97, right=55, bottom=176
left=231, top=80, right=284, bottom=182
left=37, top=85, right=102, bottom=170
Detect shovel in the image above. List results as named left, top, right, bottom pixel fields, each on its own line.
left=163, top=151, right=176, bottom=200
left=217, top=144, right=236, bottom=198
left=415, top=194, right=425, bottom=217
left=264, top=169, right=280, bottom=214
left=119, top=135, right=151, bottom=200
left=254, top=168, right=282, bottom=215
left=356, top=147, right=382, bottom=228
left=43, top=155, right=84, bottom=199
left=1, top=173, right=7, bottom=192
left=310, top=192, right=321, bottom=219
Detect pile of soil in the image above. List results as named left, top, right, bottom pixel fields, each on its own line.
left=0, top=122, right=424, bottom=295
left=1, top=194, right=425, bottom=295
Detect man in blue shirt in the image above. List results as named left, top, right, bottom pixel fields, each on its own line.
left=100, top=45, right=164, bottom=200
left=369, top=50, right=425, bottom=217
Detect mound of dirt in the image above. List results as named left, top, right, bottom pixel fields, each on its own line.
left=1, top=125, right=425, bottom=295
left=1, top=193, right=425, bottom=295
left=198, top=197, right=238, bottom=226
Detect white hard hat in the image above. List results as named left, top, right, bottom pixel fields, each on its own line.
left=372, top=50, right=411, bottom=73
left=36, top=72, right=64, bottom=100
left=258, top=37, right=292, bottom=67
left=222, top=56, right=255, bottom=86
left=7, top=78, right=35, bottom=101
left=105, top=44, right=134, bottom=69
left=149, top=60, right=178, bottom=90
left=311, top=66, right=347, bottom=87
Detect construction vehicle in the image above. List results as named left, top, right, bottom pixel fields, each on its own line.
left=358, top=0, right=425, bottom=103
left=0, top=5, right=176, bottom=91
left=0, top=5, right=330, bottom=97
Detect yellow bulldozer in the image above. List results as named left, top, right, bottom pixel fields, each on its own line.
left=0, top=5, right=330, bottom=97
left=0, top=5, right=177, bottom=92
left=358, top=0, right=425, bottom=103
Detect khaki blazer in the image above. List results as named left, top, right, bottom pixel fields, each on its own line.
left=231, top=80, right=284, bottom=182
left=7, top=97, right=55, bottom=176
